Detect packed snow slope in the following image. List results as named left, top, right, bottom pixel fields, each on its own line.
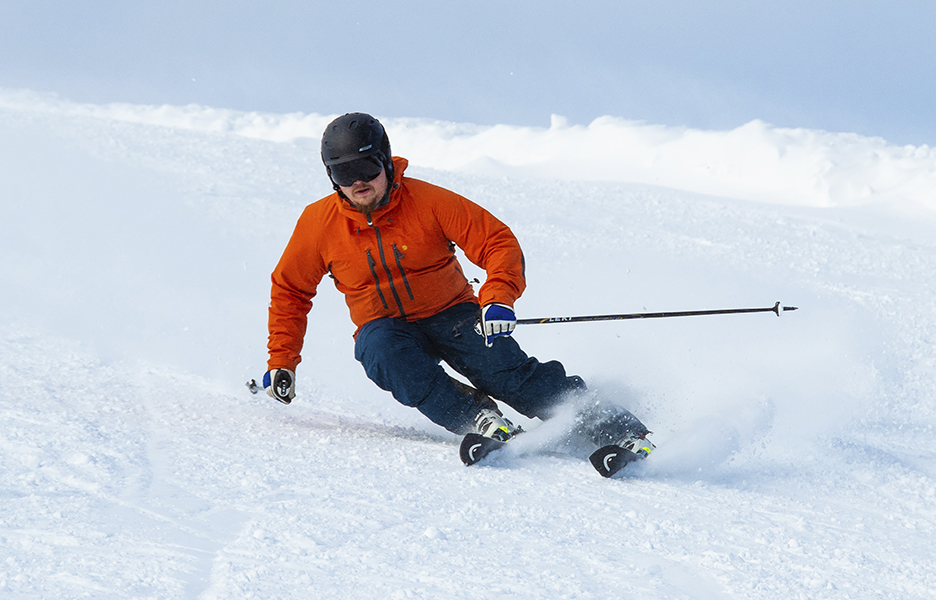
left=2, top=89, right=936, bottom=598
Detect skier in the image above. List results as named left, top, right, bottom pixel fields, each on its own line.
left=263, top=112, right=586, bottom=441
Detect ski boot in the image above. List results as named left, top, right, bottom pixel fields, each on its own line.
left=570, top=401, right=654, bottom=477
left=460, top=408, right=522, bottom=466
left=474, top=408, right=521, bottom=442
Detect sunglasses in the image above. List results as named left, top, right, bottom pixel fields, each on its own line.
left=329, top=157, right=384, bottom=187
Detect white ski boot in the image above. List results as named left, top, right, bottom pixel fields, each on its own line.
left=473, top=408, right=521, bottom=442
left=619, top=431, right=656, bottom=459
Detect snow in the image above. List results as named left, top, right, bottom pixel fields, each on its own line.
left=2, top=88, right=936, bottom=598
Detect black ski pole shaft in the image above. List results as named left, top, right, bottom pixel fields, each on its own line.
left=517, top=301, right=797, bottom=325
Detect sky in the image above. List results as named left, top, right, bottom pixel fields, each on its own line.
left=3, top=1, right=936, bottom=146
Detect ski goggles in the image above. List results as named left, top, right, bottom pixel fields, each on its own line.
left=329, top=156, right=384, bottom=187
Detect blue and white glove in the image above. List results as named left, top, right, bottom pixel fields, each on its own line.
left=263, top=368, right=296, bottom=404
left=481, top=303, right=517, bottom=347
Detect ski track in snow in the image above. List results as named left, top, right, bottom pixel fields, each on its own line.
left=2, top=94, right=936, bottom=598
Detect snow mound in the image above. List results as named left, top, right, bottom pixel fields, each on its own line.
left=5, top=88, right=936, bottom=211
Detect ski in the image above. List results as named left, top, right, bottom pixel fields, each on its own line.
left=459, top=399, right=654, bottom=477
left=589, top=444, right=645, bottom=478
left=459, top=432, right=506, bottom=466
left=461, top=432, right=651, bottom=477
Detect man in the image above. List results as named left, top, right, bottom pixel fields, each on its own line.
left=264, top=112, right=585, bottom=440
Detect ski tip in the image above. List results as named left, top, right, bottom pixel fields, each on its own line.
left=459, top=433, right=505, bottom=466
left=589, top=445, right=643, bottom=478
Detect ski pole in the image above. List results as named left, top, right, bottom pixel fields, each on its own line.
left=517, top=301, right=797, bottom=325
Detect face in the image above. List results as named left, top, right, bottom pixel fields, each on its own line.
left=338, top=167, right=388, bottom=214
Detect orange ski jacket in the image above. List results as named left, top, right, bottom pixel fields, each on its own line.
left=267, top=157, right=526, bottom=371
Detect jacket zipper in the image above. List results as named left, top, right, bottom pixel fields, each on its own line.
left=367, top=215, right=407, bottom=319
left=366, top=249, right=389, bottom=310
left=392, top=244, right=415, bottom=300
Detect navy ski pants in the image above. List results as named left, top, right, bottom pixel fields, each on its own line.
left=354, top=302, right=583, bottom=433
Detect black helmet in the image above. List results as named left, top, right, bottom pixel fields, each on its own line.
left=321, top=113, right=393, bottom=188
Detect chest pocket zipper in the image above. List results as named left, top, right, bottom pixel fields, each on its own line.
left=366, top=249, right=389, bottom=310
left=392, top=244, right=415, bottom=300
